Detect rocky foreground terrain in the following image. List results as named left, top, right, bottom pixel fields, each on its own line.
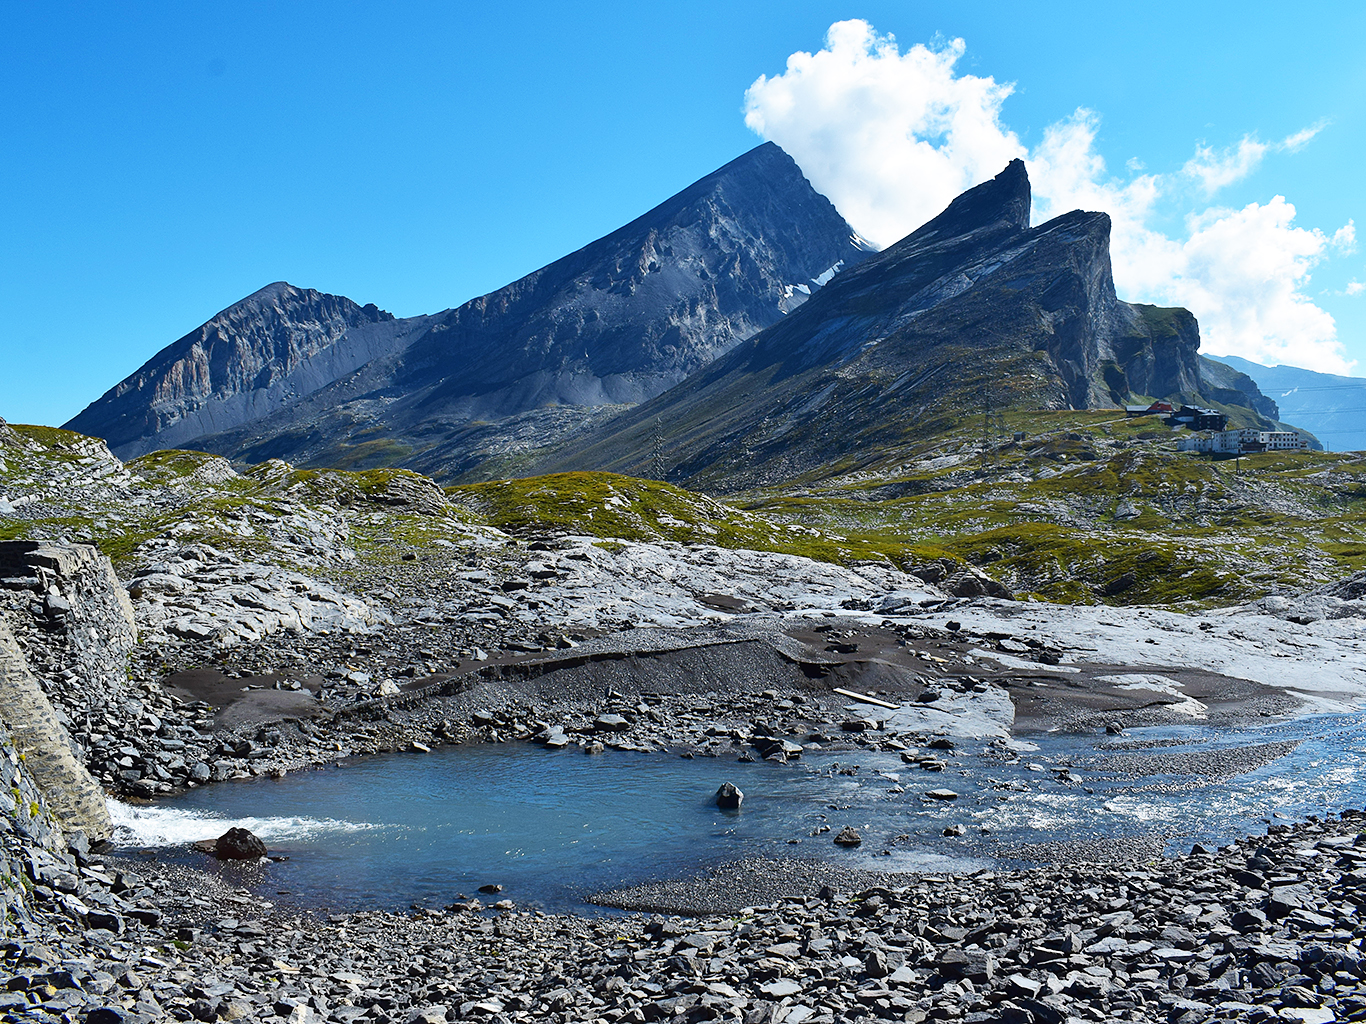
left=3, top=419, right=1366, bottom=1023
left=5, top=796, right=1366, bottom=1024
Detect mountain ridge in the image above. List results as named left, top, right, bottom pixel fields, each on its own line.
left=65, top=143, right=871, bottom=470
left=1207, top=354, right=1366, bottom=452
left=529, top=161, right=1276, bottom=490
left=64, top=283, right=420, bottom=458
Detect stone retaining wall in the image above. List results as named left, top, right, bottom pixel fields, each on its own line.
left=0, top=716, right=69, bottom=941
left=0, top=542, right=129, bottom=839
left=0, top=618, right=111, bottom=839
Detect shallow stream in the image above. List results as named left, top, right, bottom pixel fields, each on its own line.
left=110, top=712, right=1366, bottom=913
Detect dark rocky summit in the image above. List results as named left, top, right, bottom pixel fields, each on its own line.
left=64, top=283, right=421, bottom=460
left=66, top=144, right=871, bottom=478
left=538, top=161, right=1284, bottom=489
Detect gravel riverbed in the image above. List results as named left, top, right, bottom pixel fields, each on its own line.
left=7, top=812, right=1366, bottom=1024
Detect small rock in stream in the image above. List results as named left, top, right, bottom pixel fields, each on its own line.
left=833, top=826, right=862, bottom=847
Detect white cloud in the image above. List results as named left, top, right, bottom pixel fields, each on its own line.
left=1179, top=125, right=1328, bottom=195
left=1184, top=136, right=1269, bottom=194
left=744, top=21, right=1355, bottom=375
left=1167, top=198, right=1343, bottom=370
left=743, top=21, right=1025, bottom=249
left=1346, top=281, right=1364, bottom=297
left=1332, top=221, right=1357, bottom=254
left=1281, top=122, right=1327, bottom=152
left=1024, top=111, right=1174, bottom=297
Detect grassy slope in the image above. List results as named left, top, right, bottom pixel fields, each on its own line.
left=5, top=415, right=1364, bottom=610
left=741, top=410, right=1366, bottom=606
left=456, top=410, right=1366, bottom=608
left=0, top=430, right=485, bottom=578
left=449, top=471, right=947, bottom=568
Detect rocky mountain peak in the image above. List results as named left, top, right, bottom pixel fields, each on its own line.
left=65, top=283, right=411, bottom=458
left=396, top=141, right=872, bottom=406
left=93, top=143, right=872, bottom=476
left=199, top=281, right=391, bottom=331
left=903, top=157, right=1031, bottom=247
left=538, top=161, right=1225, bottom=489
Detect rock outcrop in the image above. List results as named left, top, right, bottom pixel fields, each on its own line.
left=128, top=539, right=382, bottom=646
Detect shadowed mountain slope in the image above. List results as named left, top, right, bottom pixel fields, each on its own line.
left=534, top=161, right=1282, bottom=490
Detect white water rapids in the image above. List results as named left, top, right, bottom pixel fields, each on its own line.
left=107, top=799, right=381, bottom=848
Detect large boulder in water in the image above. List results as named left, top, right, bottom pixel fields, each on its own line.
left=715, top=782, right=743, bottom=809
left=833, top=826, right=862, bottom=847
left=194, top=827, right=268, bottom=860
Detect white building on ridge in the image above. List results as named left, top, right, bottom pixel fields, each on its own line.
left=1178, top=429, right=1308, bottom=455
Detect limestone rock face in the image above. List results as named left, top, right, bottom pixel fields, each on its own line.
left=127, top=540, right=382, bottom=647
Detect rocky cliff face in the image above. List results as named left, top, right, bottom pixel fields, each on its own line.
left=731, top=160, right=1205, bottom=410
left=67, top=144, right=871, bottom=478
left=1199, top=354, right=1282, bottom=420
left=64, top=283, right=426, bottom=459
left=537, top=161, right=1219, bottom=489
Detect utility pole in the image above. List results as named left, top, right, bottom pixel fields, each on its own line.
left=650, top=418, right=665, bottom=482
left=980, top=385, right=1004, bottom=475
left=981, top=386, right=990, bottom=474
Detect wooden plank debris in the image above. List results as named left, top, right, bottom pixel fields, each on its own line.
left=833, top=687, right=901, bottom=711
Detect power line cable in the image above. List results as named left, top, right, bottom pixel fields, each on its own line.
left=1271, top=384, right=1366, bottom=393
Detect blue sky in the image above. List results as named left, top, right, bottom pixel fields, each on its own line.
left=2, top=1, right=1363, bottom=426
